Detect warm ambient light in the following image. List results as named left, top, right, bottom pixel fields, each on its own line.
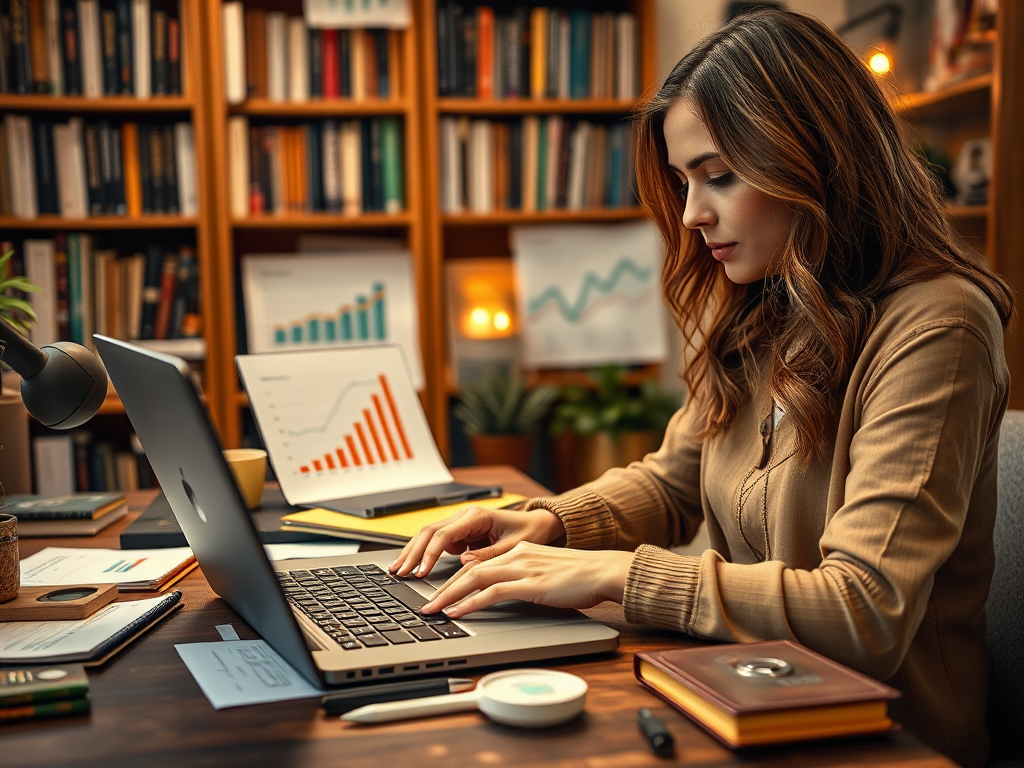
left=868, top=50, right=891, bottom=74
left=493, top=311, right=511, bottom=331
left=447, top=258, right=518, bottom=341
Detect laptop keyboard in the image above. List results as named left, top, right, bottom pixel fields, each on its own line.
left=276, top=564, right=469, bottom=650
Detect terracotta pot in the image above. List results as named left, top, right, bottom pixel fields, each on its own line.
left=468, top=433, right=535, bottom=475
left=577, top=430, right=660, bottom=483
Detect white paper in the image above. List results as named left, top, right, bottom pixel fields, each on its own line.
left=175, top=640, right=324, bottom=709
left=242, top=251, right=424, bottom=390
left=512, top=221, right=669, bottom=368
left=0, top=596, right=170, bottom=661
left=20, top=547, right=194, bottom=587
left=237, top=346, right=452, bottom=506
left=303, top=0, right=410, bottom=29
left=264, top=542, right=360, bottom=561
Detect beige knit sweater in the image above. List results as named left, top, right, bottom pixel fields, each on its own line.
left=527, top=274, right=1007, bottom=767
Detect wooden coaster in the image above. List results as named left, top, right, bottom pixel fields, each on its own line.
left=0, top=584, right=119, bottom=621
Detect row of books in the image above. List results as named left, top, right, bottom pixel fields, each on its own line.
left=227, top=116, right=404, bottom=218
left=221, top=3, right=400, bottom=105
left=0, top=115, right=197, bottom=219
left=439, top=115, right=637, bottom=214
left=32, top=431, right=156, bottom=500
left=0, top=0, right=183, bottom=97
left=436, top=3, right=639, bottom=101
left=5, top=237, right=200, bottom=346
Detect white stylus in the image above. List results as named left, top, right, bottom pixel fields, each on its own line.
left=342, top=669, right=588, bottom=727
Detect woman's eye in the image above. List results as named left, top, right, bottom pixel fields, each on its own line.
left=707, top=171, right=735, bottom=188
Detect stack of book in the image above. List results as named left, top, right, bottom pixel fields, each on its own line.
left=0, top=663, right=90, bottom=723
left=0, top=116, right=197, bottom=220
left=435, top=4, right=639, bottom=101
left=220, top=3, right=400, bottom=105
left=0, top=0, right=184, bottom=97
left=227, top=116, right=403, bottom=218
left=1, top=492, right=127, bottom=537
left=4, top=237, right=200, bottom=349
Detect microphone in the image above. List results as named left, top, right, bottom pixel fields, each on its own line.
left=0, top=315, right=108, bottom=429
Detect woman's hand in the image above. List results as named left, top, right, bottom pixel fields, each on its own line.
left=421, top=543, right=634, bottom=617
left=387, top=505, right=567, bottom=579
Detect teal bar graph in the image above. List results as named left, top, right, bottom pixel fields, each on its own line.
left=272, top=282, right=388, bottom=347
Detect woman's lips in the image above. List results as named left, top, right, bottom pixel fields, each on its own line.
left=706, top=242, right=736, bottom=260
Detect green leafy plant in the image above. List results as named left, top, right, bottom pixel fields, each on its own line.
left=0, top=249, right=41, bottom=332
left=550, top=364, right=679, bottom=438
left=454, top=369, right=558, bottom=435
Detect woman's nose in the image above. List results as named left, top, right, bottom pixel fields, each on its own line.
left=681, top=189, right=715, bottom=231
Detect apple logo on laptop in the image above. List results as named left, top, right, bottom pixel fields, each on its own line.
left=181, top=468, right=208, bottom=523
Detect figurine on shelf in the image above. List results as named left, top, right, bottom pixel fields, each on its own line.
left=952, top=136, right=992, bottom=206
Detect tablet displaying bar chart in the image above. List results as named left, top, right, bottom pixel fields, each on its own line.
left=236, top=346, right=453, bottom=505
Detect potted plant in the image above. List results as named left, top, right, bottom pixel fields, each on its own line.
left=550, top=364, right=680, bottom=484
left=454, top=369, right=558, bottom=474
left=0, top=249, right=42, bottom=494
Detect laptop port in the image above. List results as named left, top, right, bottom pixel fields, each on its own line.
left=448, top=659, right=467, bottom=666
left=403, top=665, right=419, bottom=671
left=379, top=667, right=395, bottom=674
left=361, top=669, right=373, bottom=677
left=425, top=661, right=443, bottom=669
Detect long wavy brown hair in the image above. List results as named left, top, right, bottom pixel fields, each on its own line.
left=635, top=8, right=1014, bottom=461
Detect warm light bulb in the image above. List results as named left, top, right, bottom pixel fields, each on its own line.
left=493, top=311, right=511, bottom=331
left=469, top=307, right=491, bottom=330
left=868, top=51, right=891, bottom=74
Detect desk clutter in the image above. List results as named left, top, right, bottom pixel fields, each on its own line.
left=0, top=493, right=128, bottom=538
left=0, top=663, right=90, bottom=723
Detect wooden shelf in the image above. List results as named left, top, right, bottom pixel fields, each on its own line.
left=945, top=204, right=990, bottom=219
left=229, top=98, right=412, bottom=117
left=231, top=212, right=413, bottom=229
left=0, top=95, right=195, bottom=112
left=437, top=98, right=641, bottom=115
left=894, top=73, right=992, bottom=119
left=0, top=215, right=200, bottom=230
left=442, top=208, right=646, bottom=225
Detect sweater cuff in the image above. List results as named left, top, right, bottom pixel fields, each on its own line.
left=524, top=489, right=617, bottom=550
left=623, top=544, right=701, bottom=631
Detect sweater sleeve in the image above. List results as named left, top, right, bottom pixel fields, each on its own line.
left=646, top=317, right=1006, bottom=681
left=524, top=396, right=706, bottom=552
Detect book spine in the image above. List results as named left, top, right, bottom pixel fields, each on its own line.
left=114, top=0, right=131, bottom=93
left=321, top=28, right=337, bottom=98
left=44, top=0, right=63, bottom=94
left=31, top=117, right=59, bottom=215
left=305, top=120, right=322, bottom=212
left=161, top=123, right=177, bottom=213
left=380, top=117, right=402, bottom=214
left=131, top=0, right=148, bottom=98
left=137, top=122, right=152, bottom=212
left=109, top=122, right=126, bottom=214
left=152, top=248, right=176, bottom=339
left=66, top=232, right=84, bottom=343
left=59, top=0, right=81, bottom=94
left=78, top=0, right=101, bottom=97
left=23, top=238, right=57, bottom=345
left=227, top=115, right=248, bottom=218
left=149, top=0, right=165, bottom=94
left=27, top=0, right=50, bottom=92
left=265, top=11, right=285, bottom=102
left=120, top=121, right=141, bottom=215
left=307, top=27, right=321, bottom=98
left=138, top=243, right=162, bottom=338
left=147, top=121, right=164, bottom=212
left=173, top=121, right=194, bottom=215
left=82, top=120, right=103, bottom=213
left=53, top=232, right=70, bottom=339
left=167, top=244, right=193, bottom=337
left=166, top=0, right=178, bottom=94
left=221, top=1, right=244, bottom=104
left=97, top=119, right=116, bottom=213
left=337, top=28, right=350, bottom=98
left=287, top=16, right=307, bottom=103
left=0, top=682, right=89, bottom=706
left=476, top=7, right=492, bottom=100
left=99, top=0, right=117, bottom=94
left=0, top=697, right=90, bottom=721
left=435, top=0, right=450, bottom=96
left=9, top=0, right=30, bottom=94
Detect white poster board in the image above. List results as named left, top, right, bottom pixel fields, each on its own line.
left=512, top=221, right=668, bottom=368
left=241, top=251, right=423, bottom=390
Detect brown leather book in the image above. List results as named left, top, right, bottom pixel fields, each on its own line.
left=634, top=640, right=900, bottom=748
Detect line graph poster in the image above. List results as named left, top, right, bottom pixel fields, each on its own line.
left=236, top=346, right=453, bottom=505
left=242, top=251, right=424, bottom=390
left=512, top=221, right=668, bottom=368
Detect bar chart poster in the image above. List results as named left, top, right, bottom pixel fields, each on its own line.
left=512, top=221, right=668, bottom=368
left=241, top=251, right=424, bottom=390
left=236, top=346, right=453, bottom=505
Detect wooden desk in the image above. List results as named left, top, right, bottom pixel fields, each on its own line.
left=6, top=467, right=954, bottom=768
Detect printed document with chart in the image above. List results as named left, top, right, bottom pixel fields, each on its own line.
left=236, top=346, right=500, bottom=518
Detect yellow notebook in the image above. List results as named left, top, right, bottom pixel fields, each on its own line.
left=281, top=494, right=526, bottom=546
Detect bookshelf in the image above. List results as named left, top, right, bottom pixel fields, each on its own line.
left=892, top=2, right=1024, bottom=407
left=0, top=0, right=216, bottom=493
left=200, top=0, right=427, bottom=450
left=418, top=0, right=658, bottom=458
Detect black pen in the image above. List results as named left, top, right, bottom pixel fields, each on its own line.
left=321, top=678, right=475, bottom=716
left=638, top=707, right=675, bottom=757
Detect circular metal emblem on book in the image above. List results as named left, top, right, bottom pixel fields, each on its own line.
left=734, top=657, right=794, bottom=678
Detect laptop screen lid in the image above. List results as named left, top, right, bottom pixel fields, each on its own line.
left=94, top=335, right=324, bottom=687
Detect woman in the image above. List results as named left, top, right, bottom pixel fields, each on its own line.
left=391, top=9, right=1013, bottom=766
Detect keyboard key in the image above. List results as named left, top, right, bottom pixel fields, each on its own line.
left=434, top=625, right=469, bottom=639
left=367, top=615, right=392, bottom=624
left=399, top=618, right=425, bottom=628
left=407, top=626, right=441, bottom=642
left=341, top=619, right=368, bottom=628
left=382, top=630, right=416, bottom=645
left=374, top=622, right=401, bottom=632
left=340, top=640, right=361, bottom=650
left=330, top=567, right=362, bottom=577
left=351, top=626, right=379, bottom=636
left=357, top=564, right=384, bottom=573
left=358, top=634, right=389, bottom=648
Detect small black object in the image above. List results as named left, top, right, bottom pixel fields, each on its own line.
left=38, top=588, right=99, bottom=602
left=638, top=707, right=676, bottom=757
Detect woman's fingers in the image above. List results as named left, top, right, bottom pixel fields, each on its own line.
left=388, top=506, right=497, bottom=578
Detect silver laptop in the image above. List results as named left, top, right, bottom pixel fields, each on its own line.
left=95, top=336, right=619, bottom=688
left=236, top=346, right=501, bottom=518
